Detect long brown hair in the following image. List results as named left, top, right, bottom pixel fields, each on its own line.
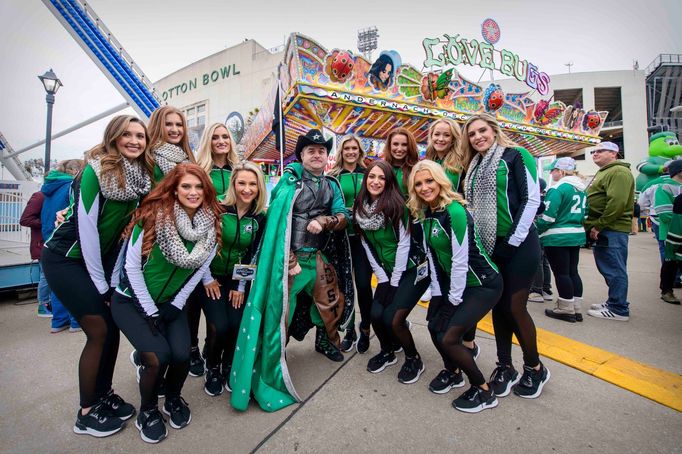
left=354, top=160, right=406, bottom=232
left=382, top=128, right=419, bottom=190
left=425, top=118, right=464, bottom=174
left=85, top=115, right=152, bottom=187
left=124, top=163, right=221, bottom=256
left=147, top=106, right=195, bottom=164
left=459, top=113, right=518, bottom=171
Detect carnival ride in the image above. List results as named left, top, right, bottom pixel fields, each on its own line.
left=243, top=34, right=608, bottom=165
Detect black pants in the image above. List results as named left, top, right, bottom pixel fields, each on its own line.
left=200, top=275, right=247, bottom=370
left=430, top=275, right=502, bottom=386
left=530, top=247, right=552, bottom=294
left=41, top=247, right=120, bottom=408
left=371, top=267, right=430, bottom=357
left=660, top=260, right=679, bottom=293
left=544, top=246, right=583, bottom=300
left=187, top=284, right=204, bottom=349
left=111, top=293, right=190, bottom=411
left=492, top=231, right=541, bottom=368
left=350, top=235, right=373, bottom=331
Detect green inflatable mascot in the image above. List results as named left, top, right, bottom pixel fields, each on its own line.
left=636, top=131, right=682, bottom=192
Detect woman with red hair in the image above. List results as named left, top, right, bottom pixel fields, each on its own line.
left=111, top=163, right=220, bottom=444
left=382, top=127, right=420, bottom=197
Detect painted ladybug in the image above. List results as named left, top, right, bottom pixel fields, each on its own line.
left=325, top=50, right=355, bottom=83
left=583, top=111, right=601, bottom=130
left=483, top=84, right=504, bottom=112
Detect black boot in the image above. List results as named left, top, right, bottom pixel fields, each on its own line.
left=315, top=327, right=344, bottom=362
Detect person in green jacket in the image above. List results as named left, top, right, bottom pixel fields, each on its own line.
left=653, top=159, right=682, bottom=304
left=425, top=118, right=465, bottom=192
left=382, top=127, right=419, bottom=197
left=663, top=193, right=682, bottom=265
left=112, top=164, right=220, bottom=443
left=42, top=115, right=152, bottom=438
left=537, top=157, right=587, bottom=322
left=327, top=134, right=373, bottom=353
left=200, top=162, right=267, bottom=396
left=195, top=122, right=239, bottom=197
left=584, top=141, right=635, bottom=322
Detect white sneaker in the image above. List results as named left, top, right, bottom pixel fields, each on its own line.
left=542, top=291, right=553, bottom=301
left=587, top=308, right=629, bottom=322
left=528, top=292, right=544, bottom=303
left=590, top=302, right=608, bottom=310
left=421, top=288, right=432, bottom=302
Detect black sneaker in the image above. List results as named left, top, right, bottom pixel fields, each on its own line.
left=488, top=363, right=520, bottom=397
left=452, top=386, right=498, bottom=413
left=467, top=343, right=480, bottom=361
left=204, top=367, right=224, bottom=397
left=428, top=369, right=465, bottom=394
left=398, top=355, right=425, bottom=384
left=130, top=350, right=141, bottom=368
left=314, top=328, right=344, bottom=362
left=188, top=347, right=205, bottom=377
left=101, top=390, right=136, bottom=420
left=135, top=407, right=167, bottom=444
left=163, top=396, right=191, bottom=429
left=340, top=328, right=357, bottom=353
left=512, top=363, right=551, bottom=399
left=356, top=328, right=370, bottom=354
left=367, top=350, right=397, bottom=373
left=222, top=364, right=232, bottom=393
left=73, top=400, right=125, bottom=438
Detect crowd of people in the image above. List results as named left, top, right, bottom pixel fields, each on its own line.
left=31, top=104, right=646, bottom=444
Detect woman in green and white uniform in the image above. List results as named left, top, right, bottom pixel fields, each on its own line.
left=42, top=115, right=152, bottom=437
left=327, top=134, right=372, bottom=353
left=537, top=157, right=587, bottom=322
left=196, top=122, right=239, bottom=197
left=355, top=160, right=429, bottom=384
left=147, top=106, right=195, bottom=184
left=408, top=160, right=502, bottom=413
left=382, top=127, right=420, bottom=198
left=200, top=162, right=266, bottom=396
left=112, top=164, right=221, bottom=444
left=425, top=118, right=465, bottom=192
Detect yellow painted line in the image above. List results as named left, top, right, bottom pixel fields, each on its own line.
left=373, top=275, right=682, bottom=411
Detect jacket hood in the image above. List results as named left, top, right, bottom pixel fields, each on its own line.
left=599, top=161, right=631, bottom=171
left=41, top=171, right=73, bottom=196
left=558, top=175, right=587, bottom=191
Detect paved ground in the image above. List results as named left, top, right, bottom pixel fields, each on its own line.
left=0, top=232, right=680, bottom=453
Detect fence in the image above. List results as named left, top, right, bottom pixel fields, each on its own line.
left=0, top=181, right=41, bottom=244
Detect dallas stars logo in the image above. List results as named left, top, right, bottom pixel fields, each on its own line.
left=431, top=227, right=440, bottom=237
left=312, top=133, right=322, bottom=140
left=244, top=224, right=253, bottom=234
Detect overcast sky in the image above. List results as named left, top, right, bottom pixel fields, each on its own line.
left=1, top=0, right=680, bottom=173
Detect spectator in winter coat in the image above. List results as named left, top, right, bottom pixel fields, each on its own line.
left=19, top=190, right=50, bottom=317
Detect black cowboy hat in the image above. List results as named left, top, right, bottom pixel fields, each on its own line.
left=294, top=129, right=333, bottom=161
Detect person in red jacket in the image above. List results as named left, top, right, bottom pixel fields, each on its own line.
left=20, top=191, right=51, bottom=317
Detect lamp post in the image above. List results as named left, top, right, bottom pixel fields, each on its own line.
left=38, top=69, right=63, bottom=176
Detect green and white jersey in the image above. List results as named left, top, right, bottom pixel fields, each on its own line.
left=536, top=176, right=588, bottom=247
left=654, top=179, right=682, bottom=241
left=210, top=164, right=233, bottom=198
left=422, top=202, right=498, bottom=305
left=116, top=224, right=216, bottom=317
left=393, top=166, right=408, bottom=198
left=434, top=158, right=462, bottom=193
left=45, top=164, right=139, bottom=294
left=337, top=167, right=366, bottom=210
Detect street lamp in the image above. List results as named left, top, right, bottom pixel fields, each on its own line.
left=38, top=69, right=63, bottom=176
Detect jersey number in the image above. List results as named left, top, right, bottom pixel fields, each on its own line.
left=570, top=195, right=586, bottom=214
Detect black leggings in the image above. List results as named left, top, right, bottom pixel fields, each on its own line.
left=187, top=284, right=204, bottom=349
left=659, top=260, right=679, bottom=293
left=111, top=293, right=190, bottom=412
left=371, top=267, right=430, bottom=357
left=41, top=247, right=120, bottom=408
left=430, top=275, right=502, bottom=386
left=492, top=232, right=541, bottom=367
left=200, top=275, right=247, bottom=370
left=350, top=235, right=373, bottom=331
left=544, top=246, right=583, bottom=300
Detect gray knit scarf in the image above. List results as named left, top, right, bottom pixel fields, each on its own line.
left=355, top=199, right=386, bottom=231
left=464, top=142, right=506, bottom=255
left=88, top=156, right=151, bottom=201
left=156, top=201, right=216, bottom=269
left=153, top=142, right=190, bottom=175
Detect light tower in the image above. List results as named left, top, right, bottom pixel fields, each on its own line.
left=357, top=27, right=379, bottom=61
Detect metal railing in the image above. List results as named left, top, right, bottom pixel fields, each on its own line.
left=645, top=54, right=682, bottom=77
left=0, top=190, right=31, bottom=244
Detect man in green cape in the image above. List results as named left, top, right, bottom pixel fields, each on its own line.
left=230, top=129, right=354, bottom=412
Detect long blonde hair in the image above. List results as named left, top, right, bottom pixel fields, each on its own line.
left=147, top=106, right=194, bottom=162
left=459, top=113, right=517, bottom=170
left=327, top=134, right=366, bottom=177
left=407, top=160, right=466, bottom=221
left=425, top=118, right=464, bottom=175
left=85, top=115, right=152, bottom=187
left=222, top=161, right=267, bottom=214
left=195, top=123, right=238, bottom=173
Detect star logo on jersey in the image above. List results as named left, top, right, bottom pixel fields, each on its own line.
left=431, top=227, right=440, bottom=237
left=244, top=224, right=253, bottom=234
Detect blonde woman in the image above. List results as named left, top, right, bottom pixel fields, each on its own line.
left=328, top=135, right=372, bottom=353
left=200, top=162, right=267, bottom=396
left=408, top=160, right=502, bottom=412
left=196, top=123, right=239, bottom=197
left=425, top=118, right=465, bottom=191
left=461, top=113, right=548, bottom=399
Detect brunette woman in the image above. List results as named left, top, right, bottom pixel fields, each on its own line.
left=382, top=127, right=419, bottom=197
